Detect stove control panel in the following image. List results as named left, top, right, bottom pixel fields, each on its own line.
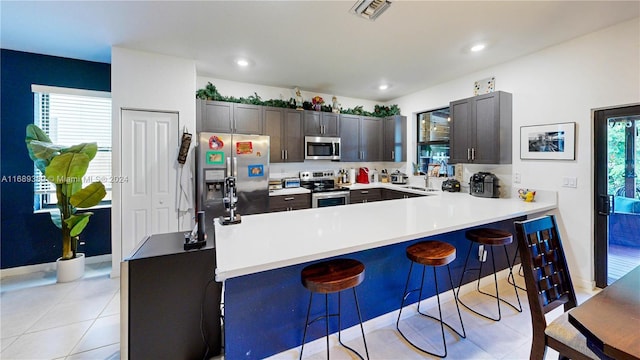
left=300, top=170, right=335, bottom=181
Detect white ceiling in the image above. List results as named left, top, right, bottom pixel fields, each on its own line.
left=2, top=1, right=638, bottom=101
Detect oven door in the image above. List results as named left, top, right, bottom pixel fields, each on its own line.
left=312, top=191, right=350, bottom=208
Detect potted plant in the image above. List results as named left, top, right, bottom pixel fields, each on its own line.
left=25, top=124, right=106, bottom=282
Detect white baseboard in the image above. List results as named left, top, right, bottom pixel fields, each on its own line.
left=0, top=254, right=112, bottom=279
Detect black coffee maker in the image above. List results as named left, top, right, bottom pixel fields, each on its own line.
left=469, top=172, right=500, bottom=198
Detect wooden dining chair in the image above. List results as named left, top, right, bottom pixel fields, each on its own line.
left=514, top=215, right=597, bottom=360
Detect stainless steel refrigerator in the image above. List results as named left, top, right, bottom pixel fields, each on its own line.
left=197, top=133, right=270, bottom=226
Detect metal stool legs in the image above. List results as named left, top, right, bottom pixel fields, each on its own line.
left=299, top=288, right=369, bottom=360
left=506, top=247, right=526, bottom=291
left=456, top=241, right=523, bottom=321
left=396, top=262, right=466, bottom=358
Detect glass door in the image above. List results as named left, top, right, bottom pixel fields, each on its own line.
left=594, top=104, right=640, bottom=287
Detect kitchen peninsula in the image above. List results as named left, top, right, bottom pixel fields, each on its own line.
left=216, top=189, right=557, bottom=359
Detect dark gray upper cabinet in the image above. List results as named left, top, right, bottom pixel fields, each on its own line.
left=449, top=91, right=512, bottom=164
left=234, top=104, right=264, bottom=134
left=383, top=115, right=407, bottom=162
left=339, top=114, right=361, bottom=161
left=361, top=116, right=383, bottom=161
left=339, top=114, right=382, bottom=162
left=265, top=107, right=304, bottom=163
left=304, top=111, right=340, bottom=137
left=196, top=100, right=263, bottom=134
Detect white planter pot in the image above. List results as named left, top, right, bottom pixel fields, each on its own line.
left=56, top=253, right=85, bottom=283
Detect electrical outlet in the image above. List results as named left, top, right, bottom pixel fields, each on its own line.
left=562, top=176, right=578, bottom=188
left=514, top=172, right=521, bottom=184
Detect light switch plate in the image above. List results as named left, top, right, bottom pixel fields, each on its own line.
left=562, top=176, right=578, bottom=188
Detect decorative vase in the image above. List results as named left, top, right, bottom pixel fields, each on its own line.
left=56, top=253, right=85, bottom=282
left=314, top=104, right=321, bottom=111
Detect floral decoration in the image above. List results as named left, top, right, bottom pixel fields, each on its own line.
left=195, top=82, right=401, bottom=117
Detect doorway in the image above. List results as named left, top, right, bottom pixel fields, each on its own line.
left=120, top=109, right=180, bottom=261
left=594, top=104, right=640, bottom=288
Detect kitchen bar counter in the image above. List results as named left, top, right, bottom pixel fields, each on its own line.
left=215, top=189, right=556, bottom=281
left=219, top=189, right=556, bottom=359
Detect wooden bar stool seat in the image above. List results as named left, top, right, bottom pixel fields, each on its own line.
left=299, top=258, right=369, bottom=359
left=465, top=228, right=512, bottom=245
left=406, top=241, right=457, bottom=266
left=302, top=259, right=365, bottom=293
left=457, top=227, right=523, bottom=322
left=397, top=241, right=466, bottom=358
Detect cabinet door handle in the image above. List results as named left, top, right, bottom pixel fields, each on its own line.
left=471, top=148, right=476, bottom=161
left=467, top=148, right=471, bottom=161
left=284, top=197, right=295, bottom=201
left=285, top=150, right=288, bottom=160
left=281, top=150, right=285, bottom=160
left=361, top=190, right=369, bottom=194
left=321, top=125, right=324, bottom=134
left=391, top=150, right=395, bottom=160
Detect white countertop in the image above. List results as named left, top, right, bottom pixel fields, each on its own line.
left=214, top=187, right=557, bottom=281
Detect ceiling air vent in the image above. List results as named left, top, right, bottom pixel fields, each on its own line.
left=350, top=0, right=392, bottom=21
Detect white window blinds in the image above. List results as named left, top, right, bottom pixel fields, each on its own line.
left=32, top=85, right=112, bottom=211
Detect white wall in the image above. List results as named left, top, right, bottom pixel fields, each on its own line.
left=392, top=18, right=640, bottom=288
left=111, top=47, right=197, bottom=277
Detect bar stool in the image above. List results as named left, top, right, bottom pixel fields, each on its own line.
left=456, top=228, right=522, bottom=321
left=299, top=258, right=369, bottom=360
left=507, top=248, right=526, bottom=291
left=396, top=240, right=466, bottom=358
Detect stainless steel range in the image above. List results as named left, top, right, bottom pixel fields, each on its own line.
left=300, top=170, right=350, bottom=208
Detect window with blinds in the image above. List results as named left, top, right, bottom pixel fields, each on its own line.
left=32, top=85, right=112, bottom=211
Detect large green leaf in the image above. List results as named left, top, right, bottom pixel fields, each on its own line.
left=62, top=182, right=82, bottom=197
left=26, top=124, right=51, bottom=142
left=25, top=124, right=51, bottom=145
left=26, top=140, right=65, bottom=161
left=49, top=208, right=62, bottom=229
left=45, top=152, right=90, bottom=184
left=65, top=213, right=93, bottom=237
left=62, top=143, right=98, bottom=161
left=70, top=182, right=106, bottom=208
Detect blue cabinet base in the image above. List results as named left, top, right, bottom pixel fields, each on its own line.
left=223, top=217, right=523, bottom=359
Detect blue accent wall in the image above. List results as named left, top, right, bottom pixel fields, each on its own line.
left=1, top=49, right=112, bottom=269
left=223, top=218, right=523, bottom=359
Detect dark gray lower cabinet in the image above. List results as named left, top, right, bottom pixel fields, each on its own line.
left=121, top=233, right=221, bottom=359
left=382, top=189, right=422, bottom=200
left=269, top=193, right=311, bottom=212
left=350, top=188, right=382, bottom=203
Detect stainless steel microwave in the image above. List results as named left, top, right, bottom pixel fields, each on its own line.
left=304, top=136, right=340, bottom=160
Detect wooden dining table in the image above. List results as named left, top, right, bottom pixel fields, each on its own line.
left=568, top=265, right=640, bottom=360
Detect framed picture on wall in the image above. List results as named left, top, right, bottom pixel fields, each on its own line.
left=520, top=122, right=576, bottom=160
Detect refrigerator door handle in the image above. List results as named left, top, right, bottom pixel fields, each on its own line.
left=227, top=156, right=232, bottom=177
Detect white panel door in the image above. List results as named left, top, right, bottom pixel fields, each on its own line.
left=121, top=109, right=179, bottom=259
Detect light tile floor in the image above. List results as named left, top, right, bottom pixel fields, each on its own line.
left=1, top=262, right=595, bottom=360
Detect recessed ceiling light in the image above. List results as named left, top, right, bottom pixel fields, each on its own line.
left=470, top=44, right=486, bottom=52
left=236, top=59, right=250, bottom=67
left=379, top=84, right=389, bottom=90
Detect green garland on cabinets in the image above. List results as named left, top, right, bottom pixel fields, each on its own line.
left=195, top=82, right=401, bottom=117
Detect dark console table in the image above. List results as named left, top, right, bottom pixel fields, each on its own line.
left=121, top=232, right=222, bottom=359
